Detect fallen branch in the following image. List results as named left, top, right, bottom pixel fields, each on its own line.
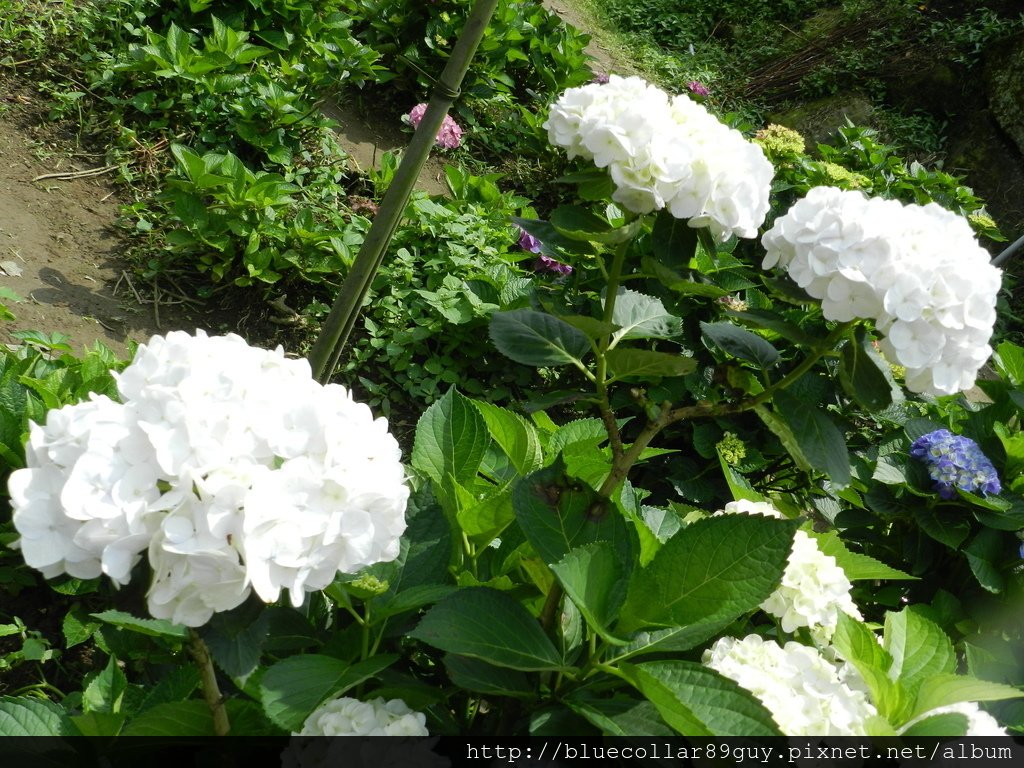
left=32, top=165, right=117, bottom=182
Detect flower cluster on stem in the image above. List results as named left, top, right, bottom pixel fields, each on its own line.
left=9, top=331, right=409, bottom=626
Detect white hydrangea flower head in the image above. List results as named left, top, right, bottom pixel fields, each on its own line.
left=703, top=634, right=877, bottom=735
left=8, top=394, right=164, bottom=583
left=716, top=500, right=861, bottom=639
left=297, top=696, right=428, bottom=736
left=10, top=330, right=409, bottom=627
left=544, top=75, right=774, bottom=240
left=900, top=701, right=1007, bottom=736
left=762, top=187, right=1002, bottom=396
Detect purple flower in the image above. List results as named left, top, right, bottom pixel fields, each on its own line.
left=534, top=254, right=572, bottom=276
left=687, top=80, right=710, bottom=97
left=517, top=228, right=542, bottom=253
left=909, top=429, right=1001, bottom=499
left=590, top=71, right=611, bottom=85
left=406, top=103, right=463, bottom=149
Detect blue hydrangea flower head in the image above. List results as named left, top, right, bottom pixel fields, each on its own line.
left=909, top=429, right=1001, bottom=499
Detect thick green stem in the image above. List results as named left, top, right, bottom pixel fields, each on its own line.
left=188, top=629, right=230, bottom=736
left=308, top=0, right=502, bottom=383
left=595, top=240, right=631, bottom=459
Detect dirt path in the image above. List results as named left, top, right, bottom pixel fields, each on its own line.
left=0, top=94, right=207, bottom=356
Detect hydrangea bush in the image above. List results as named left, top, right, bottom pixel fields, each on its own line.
left=1, top=75, right=1022, bottom=738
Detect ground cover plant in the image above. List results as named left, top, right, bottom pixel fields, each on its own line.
left=0, top=0, right=1021, bottom=740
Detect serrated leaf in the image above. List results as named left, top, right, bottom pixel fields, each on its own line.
left=900, top=712, right=968, bottom=736
left=0, top=696, right=80, bottom=736
left=409, top=588, right=564, bottom=671
left=619, top=515, right=798, bottom=631
left=489, top=309, right=591, bottom=367
left=726, top=309, right=814, bottom=346
left=808, top=531, right=916, bottom=581
left=472, top=400, right=542, bottom=476
left=443, top=655, right=534, bottom=698
left=83, top=656, right=128, bottom=714
left=917, top=506, right=971, bottom=548
left=884, top=608, right=956, bottom=696
left=774, top=390, right=851, bottom=488
left=202, top=606, right=270, bottom=679
left=700, top=321, right=780, bottom=368
left=120, top=700, right=213, bottom=736
left=90, top=610, right=188, bottom=640
left=651, top=209, right=698, bottom=264
left=839, top=327, right=898, bottom=411
left=551, top=542, right=630, bottom=644
left=611, top=617, right=736, bottom=662
left=259, top=654, right=397, bottom=732
left=566, top=696, right=675, bottom=737
left=610, top=289, right=683, bottom=345
left=911, top=673, right=1024, bottom=719
left=621, top=661, right=782, bottom=736
left=548, top=418, right=606, bottom=458
left=512, top=458, right=634, bottom=568
left=605, top=348, right=696, bottom=380
left=411, top=387, right=489, bottom=486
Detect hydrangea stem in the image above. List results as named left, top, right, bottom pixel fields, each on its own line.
left=188, top=629, right=230, bottom=736
left=308, top=0, right=501, bottom=383
left=596, top=320, right=857, bottom=500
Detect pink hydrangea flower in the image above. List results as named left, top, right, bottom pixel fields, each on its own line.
left=687, top=80, right=710, bottom=97
left=406, top=103, right=463, bottom=149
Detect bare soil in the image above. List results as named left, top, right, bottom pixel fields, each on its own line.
left=0, top=91, right=210, bottom=357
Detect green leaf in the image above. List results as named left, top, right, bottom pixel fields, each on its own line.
left=994, top=340, right=1024, bottom=385
left=90, top=610, right=188, bottom=640
left=833, top=613, right=908, bottom=722
left=457, top=483, right=514, bottom=538
left=410, top=588, right=564, bottom=671
left=963, top=528, right=1006, bottom=593
left=774, top=390, right=851, bottom=488
left=259, top=654, right=397, bottom=732
left=900, top=712, right=968, bottom=736
left=83, top=656, right=128, bottom=714
left=911, top=673, right=1024, bottom=719
left=839, top=327, right=898, bottom=411
left=512, top=458, right=634, bottom=567
left=70, top=711, right=126, bottom=737
left=917, top=506, right=971, bottom=549
left=551, top=542, right=630, bottom=644
left=489, top=309, right=591, bottom=367
left=619, top=515, right=798, bottom=631
left=411, top=387, right=489, bottom=486
left=443, top=655, right=535, bottom=698
left=550, top=205, right=638, bottom=244
left=121, top=700, right=213, bottom=736
left=605, top=348, right=696, bottom=380
left=754, top=404, right=813, bottom=473
left=612, top=617, right=737, bottom=662
left=62, top=606, right=101, bottom=648
left=651, top=209, right=698, bottom=264
left=621, top=661, right=782, bottom=736
left=808, top=531, right=916, bottom=580
left=726, top=309, right=814, bottom=346
left=884, top=608, right=956, bottom=696
left=202, top=606, right=270, bottom=679
left=0, top=696, right=80, bottom=736
left=548, top=418, right=606, bottom=458
left=610, top=289, right=683, bottom=345
left=700, top=321, right=780, bottom=368
left=472, top=400, right=543, bottom=476
left=565, top=696, right=675, bottom=736
left=560, top=315, right=620, bottom=340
